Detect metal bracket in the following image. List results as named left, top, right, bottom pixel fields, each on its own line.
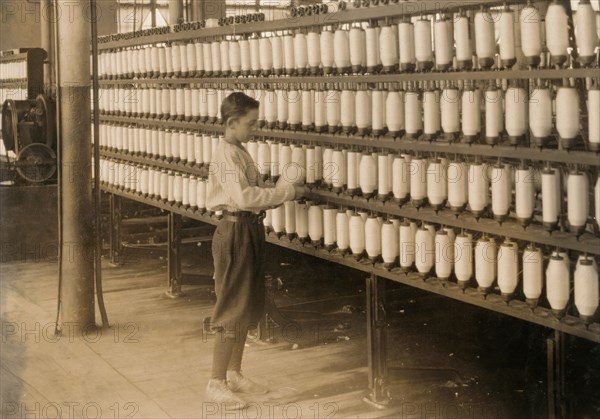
left=165, top=212, right=184, bottom=298
left=547, top=330, right=566, bottom=419
left=109, top=194, right=123, bottom=266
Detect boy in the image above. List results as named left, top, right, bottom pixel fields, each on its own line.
left=205, top=92, right=307, bottom=409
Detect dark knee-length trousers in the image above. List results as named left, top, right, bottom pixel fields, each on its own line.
left=211, top=219, right=266, bottom=337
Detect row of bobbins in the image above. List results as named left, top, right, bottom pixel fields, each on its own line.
left=96, top=81, right=600, bottom=150
left=97, top=125, right=600, bottom=239
left=96, top=1, right=600, bottom=80
left=95, top=155, right=600, bottom=325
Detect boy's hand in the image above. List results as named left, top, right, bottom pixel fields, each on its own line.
left=293, top=185, right=310, bottom=200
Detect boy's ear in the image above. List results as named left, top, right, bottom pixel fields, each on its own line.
left=225, top=117, right=237, bottom=128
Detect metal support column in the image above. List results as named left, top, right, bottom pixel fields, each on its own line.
left=363, top=273, right=392, bottom=409
left=166, top=212, right=184, bottom=297
left=56, top=0, right=95, bottom=335
left=547, top=330, right=566, bottom=419
left=109, top=194, right=122, bottom=266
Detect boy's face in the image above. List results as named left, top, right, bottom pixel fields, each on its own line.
left=228, top=109, right=259, bottom=142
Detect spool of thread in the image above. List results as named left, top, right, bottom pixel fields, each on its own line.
left=484, top=84, right=502, bottom=145
left=220, top=40, right=231, bottom=76
left=515, top=166, right=535, bottom=226
left=334, top=28, right=351, bottom=73
left=346, top=151, right=360, bottom=195
left=365, top=26, right=380, bottom=73
left=398, top=21, right=415, bottom=71
left=332, top=149, right=346, bottom=192
left=307, top=204, right=323, bottom=245
left=377, top=153, right=390, bottom=200
left=265, top=90, right=278, bottom=129
left=294, top=32, right=308, bottom=75
left=365, top=216, right=382, bottom=260
left=246, top=140, right=258, bottom=164
left=159, top=170, right=168, bottom=200
left=392, top=155, right=410, bottom=204
left=546, top=253, right=570, bottom=317
left=505, top=85, right=527, bottom=145
left=239, top=39, right=251, bottom=76
left=326, top=90, right=341, bottom=133
left=336, top=210, right=350, bottom=252
left=306, top=31, right=321, bottom=74
left=491, top=164, right=511, bottom=223
left=522, top=244, right=543, bottom=307
left=475, top=10, right=496, bottom=68
left=447, top=161, right=467, bottom=213
left=588, top=86, right=600, bottom=151
left=386, top=90, right=404, bottom=137
left=195, top=41, right=205, bottom=76
left=305, top=146, right=316, bottom=185
left=290, top=145, right=306, bottom=183
left=295, top=201, right=309, bottom=242
left=340, top=90, right=356, bottom=134
left=302, top=89, right=313, bottom=130
left=575, top=1, right=598, bottom=65
left=545, top=1, right=569, bottom=66
left=279, top=144, right=292, bottom=183
left=189, top=176, right=198, bottom=208
left=468, top=163, right=488, bottom=218
left=423, top=89, right=441, bottom=140
left=399, top=221, right=415, bottom=271
left=454, top=13, right=473, bottom=69
left=271, top=205, right=285, bottom=236
left=497, top=240, right=518, bottom=301
left=380, top=221, right=398, bottom=267
left=380, top=24, right=398, bottom=73
left=322, top=147, right=334, bottom=187
left=520, top=4, right=542, bottom=67
left=427, top=158, right=447, bottom=211
left=371, top=90, right=385, bottom=136
left=349, top=27, right=365, bottom=73
left=321, top=28, right=335, bottom=74
left=499, top=7, right=516, bottom=68
left=282, top=33, right=295, bottom=75
left=434, top=17, right=453, bottom=70
left=202, top=134, right=212, bottom=165
left=349, top=213, right=365, bottom=257
left=181, top=175, right=190, bottom=206
left=257, top=141, right=271, bottom=179
left=227, top=38, right=241, bottom=75
left=281, top=201, right=295, bottom=238
left=414, top=18, right=433, bottom=71
left=196, top=178, right=207, bottom=211
left=359, top=152, right=377, bottom=198
left=441, top=87, right=460, bottom=140
left=435, top=230, right=452, bottom=281
left=211, top=41, right=223, bottom=75
left=323, top=207, right=337, bottom=249
left=529, top=87, right=553, bottom=147
left=475, top=237, right=496, bottom=295
left=415, top=227, right=434, bottom=276
left=567, top=171, right=589, bottom=236
left=410, top=157, right=427, bottom=208
left=314, top=90, right=327, bottom=132
left=461, top=86, right=481, bottom=143
left=405, top=90, right=422, bottom=138
left=574, top=257, right=599, bottom=322
left=355, top=90, right=371, bottom=135
left=541, top=167, right=561, bottom=231
left=287, top=89, right=302, bottom=130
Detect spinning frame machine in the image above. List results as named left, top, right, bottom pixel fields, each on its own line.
left=90, top=0, right=600, bottom=414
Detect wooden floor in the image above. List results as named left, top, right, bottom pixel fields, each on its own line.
left=1, top=243, right=598, bottom=418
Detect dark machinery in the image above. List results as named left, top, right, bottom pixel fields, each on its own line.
left=1, top=94, right=57, bottom=183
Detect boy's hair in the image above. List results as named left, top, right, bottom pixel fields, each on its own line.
left=221, top=92, right=259, bottom=125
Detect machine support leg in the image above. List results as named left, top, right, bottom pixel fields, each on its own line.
left=166, top=212, right=184, bottom=298
left=547, top=330, right=566, bottom=419
left=363, top=273, right=392, bottom=409
left=109, top=194, right=122, bottom=266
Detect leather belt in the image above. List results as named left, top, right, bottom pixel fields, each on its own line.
left=222, top=210, right=266, bottom=224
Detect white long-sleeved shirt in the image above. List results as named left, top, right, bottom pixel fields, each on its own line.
left=206, top=139, right=295, bottom=212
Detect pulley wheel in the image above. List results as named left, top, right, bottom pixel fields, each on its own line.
left=15, top=143, right=56, bottom=183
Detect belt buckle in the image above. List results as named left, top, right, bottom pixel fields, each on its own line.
left=257, top=210, right=266, bottom=224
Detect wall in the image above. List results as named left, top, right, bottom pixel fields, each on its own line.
left=0, top=0, right=118, bottom=52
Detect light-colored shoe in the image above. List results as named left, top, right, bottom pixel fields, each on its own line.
left=205, top=378, right=247, bottom=409
left=226, top=370, right=269, bottom=394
